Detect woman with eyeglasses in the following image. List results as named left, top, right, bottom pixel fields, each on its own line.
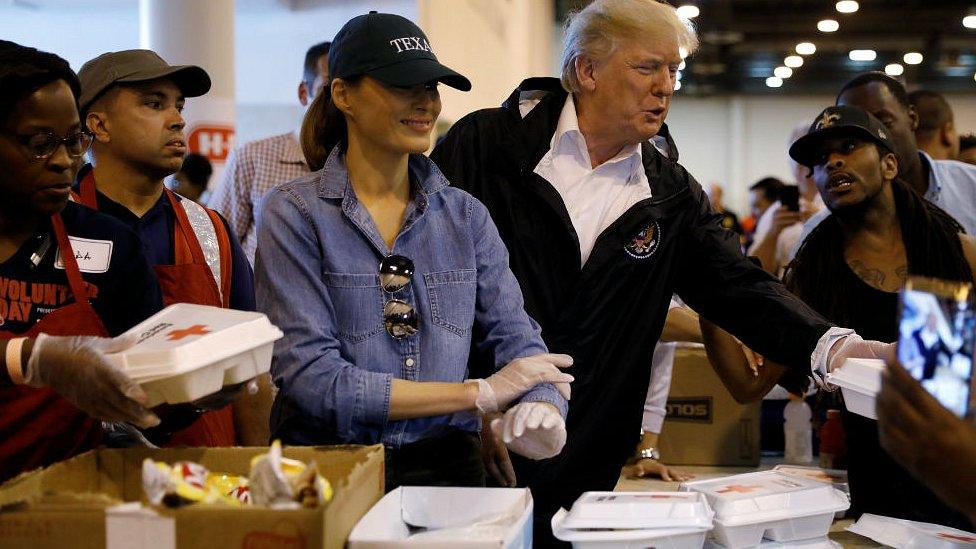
left=255, top=13, right=573, bottom=489
left=0, top=41, right=164, bottom=481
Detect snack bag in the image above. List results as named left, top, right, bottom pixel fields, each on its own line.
left=142, top=459, right=252, bottom=507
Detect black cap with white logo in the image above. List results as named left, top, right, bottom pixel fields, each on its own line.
left=328, top=11, right=471, bottom=91
left=789, top=105, right=896, bottom=167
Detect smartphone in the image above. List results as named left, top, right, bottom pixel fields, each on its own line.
left=897, top=277, right=975, bottom=418
left=780, top=185, right=800, bottom=212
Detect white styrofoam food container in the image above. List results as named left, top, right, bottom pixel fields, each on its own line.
left=560, top=491, right=713, bottom=530
left=770, top=467, right=848, bottom=494
left=847, top=513, right=976, bottom=548
left=108, top=303, right=283, bottom=407
left=551, top=508, right=709, bottom=549
left=824, top=358, right=884, bottom=420
left=705, top=537, right=841, bottom=548
left=348, top=487, right=532, bottom=548
left=680, top=471, right=850, bottom=549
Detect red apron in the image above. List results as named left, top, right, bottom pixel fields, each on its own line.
left=0, top=214, right=108, bottom=481
left=78, top=175, right=236, bottom=447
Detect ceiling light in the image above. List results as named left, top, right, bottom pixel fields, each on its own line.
left=679, top=60, right=686, bottom=70
left=964, top=15, right=976, bottom=29
left=679, top=46, right=689, bottom=59
left=836, top=1, right=859, bottom=14
left=885, top=63, right=904, bottom=76
left=818, top=19, right=840, bottom=32
left=774, top=66, right=793, bottom=79
left=849, top=49, right=877, bottom=61
left=766, top=76, right=783, bottom=88
left=904, top=52, right=924, bottom=65
left=784, top=55, right=804, bottom=68
left=796, top=42, right=817, bottom=55
left=675, top=80, right=682, bottom=91
left=676, top=4, right=700, bottom=19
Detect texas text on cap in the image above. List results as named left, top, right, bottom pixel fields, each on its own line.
left=78, top=49, right=211, bottom=113
left=789, top=105, right=896, bottom=168
left=328, top=11, right=471, bottom=91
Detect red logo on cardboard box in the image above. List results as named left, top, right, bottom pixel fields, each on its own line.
left=188, top=124, right=235, bottom=163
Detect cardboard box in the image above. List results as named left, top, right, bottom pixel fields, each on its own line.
left=348, top=486, right=532, bottom=548
left=0, top=445, right=383, bottom=549
left=657, top=347, right=761, bottom=466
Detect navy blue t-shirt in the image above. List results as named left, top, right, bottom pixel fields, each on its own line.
left=0, top=202, right=163, bottom=336
left=73, top=166, right=255, bottom=312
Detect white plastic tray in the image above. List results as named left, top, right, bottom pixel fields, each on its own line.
left=847, top=513, right=976, bottom=548
left=108, top=303, right=283, bottom=406
left=560, top=492, right=713, bottom=530
left=680, top=471, right=849, bottom=548
left=551, top=508, right=709, bottom=549
left=824, top=358, right=884, bottom=420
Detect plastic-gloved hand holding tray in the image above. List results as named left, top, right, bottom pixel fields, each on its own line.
left=107, top=303, right=283, bottom=407
left=823, top=358, right=884, bottom=420
left=680, top=471, right=849, bottom=548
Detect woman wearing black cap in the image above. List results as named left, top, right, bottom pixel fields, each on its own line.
left=255, top=13, right=572, bottom=489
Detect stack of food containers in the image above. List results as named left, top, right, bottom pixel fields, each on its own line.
left=551, top=491, right=714, bottom=548
left=679, top=471, right=849, bottom=548
left=823, top=358, right=884, bottom=419
left=108, top=303, right=283, bottom=406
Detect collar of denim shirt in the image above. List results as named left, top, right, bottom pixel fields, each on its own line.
left=316, top=146, right=449, bottom=202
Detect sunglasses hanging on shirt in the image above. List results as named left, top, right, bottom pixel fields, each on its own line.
left=380, top=255, right=419, bottom=339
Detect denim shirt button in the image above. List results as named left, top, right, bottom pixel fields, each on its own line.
left=405, top=358, right=415, bottom=367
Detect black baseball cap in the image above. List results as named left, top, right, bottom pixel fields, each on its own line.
left=789, top=105, right=896, bottom=167
left=328, top=11, right=471, bottom=91
left=78, top=49, right=211, bottom=114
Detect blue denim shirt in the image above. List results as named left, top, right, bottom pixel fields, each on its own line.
left=255, top=149, right=567, bottom=448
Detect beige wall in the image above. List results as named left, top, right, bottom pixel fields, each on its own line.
left=419, top=0, right=554, bottom=125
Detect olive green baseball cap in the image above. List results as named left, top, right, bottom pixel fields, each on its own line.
left=78, top=49, right=211, bottom=113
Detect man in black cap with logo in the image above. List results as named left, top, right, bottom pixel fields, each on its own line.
left=430, top=0, right=894, bottom=544
left=75, top=50, right=264, bottom=447
left=786, top=105, right=976, bottom=530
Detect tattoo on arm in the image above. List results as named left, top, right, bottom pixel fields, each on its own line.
left=848, top=259, right=887, bottom=289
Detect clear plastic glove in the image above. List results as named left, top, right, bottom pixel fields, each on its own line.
left=827, top=333, right=893, bottom=373
left=490, top=402, right=566, bottom=460
left=471, top=353, right=574, bottom=414
left=23, top=333, right=160, bottom=428
left=480, top=412, right=517, bottom=487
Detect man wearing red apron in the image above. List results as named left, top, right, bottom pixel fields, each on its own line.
left=75, top=50, right=265, bottom=447
left=0, top=41, right=164, bottom=481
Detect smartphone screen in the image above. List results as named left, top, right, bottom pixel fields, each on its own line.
left=897, top=277, right=974, bottom=418
left=780, top=185, right=800, bottom=212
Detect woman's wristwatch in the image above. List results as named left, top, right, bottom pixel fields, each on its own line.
left=638, top=447, right=661, bottom=461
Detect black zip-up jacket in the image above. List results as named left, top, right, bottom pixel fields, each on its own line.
left=431, top=78, right=833, bottom=514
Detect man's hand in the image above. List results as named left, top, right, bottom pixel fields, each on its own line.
left=491, top=402, right=566, bottom=460
left=480, top=412, right=517, bottom=487
left=827, top=333, right=892, bottom=373
left=624, top=458, right=694, bottom=482
left=769, top=205, right=802, bottom=236
left=877, top=354, right=976, bottom=522
left=23, top=333, right=160, bottom=428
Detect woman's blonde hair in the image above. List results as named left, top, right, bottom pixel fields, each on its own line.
left=560, top=0, right=699, bottom=94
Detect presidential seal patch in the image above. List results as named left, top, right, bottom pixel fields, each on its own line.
left=625, top=221, right=661, bottom=259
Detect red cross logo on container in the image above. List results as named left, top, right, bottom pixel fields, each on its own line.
left=188, top=124, right=235, bottom=163
left=167, top=324, right=212, bottom=341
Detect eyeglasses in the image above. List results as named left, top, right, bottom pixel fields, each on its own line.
left=380, top=255, right=419, bottom=339
left=8, top=131, right=93, bottom=161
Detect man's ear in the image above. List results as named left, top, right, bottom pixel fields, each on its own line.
left=575, top=55, right=599, bottom=93
left=882, top=151, right=899, bottom=181
left=85, top=110, right=110, bottom=144
left=298, top=81, right=309, bottom=107
left=941, top=120, right=955, bottom=147
left=907, top=105, right=920, bottom=132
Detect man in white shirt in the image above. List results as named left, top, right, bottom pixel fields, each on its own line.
left=210, top=41, right=330, bottom=264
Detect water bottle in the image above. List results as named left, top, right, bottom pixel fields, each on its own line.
left=784, top=395, right=813, bottom=464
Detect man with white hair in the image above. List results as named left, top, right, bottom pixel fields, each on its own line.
left=432, top=0, right=887, bottom=544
